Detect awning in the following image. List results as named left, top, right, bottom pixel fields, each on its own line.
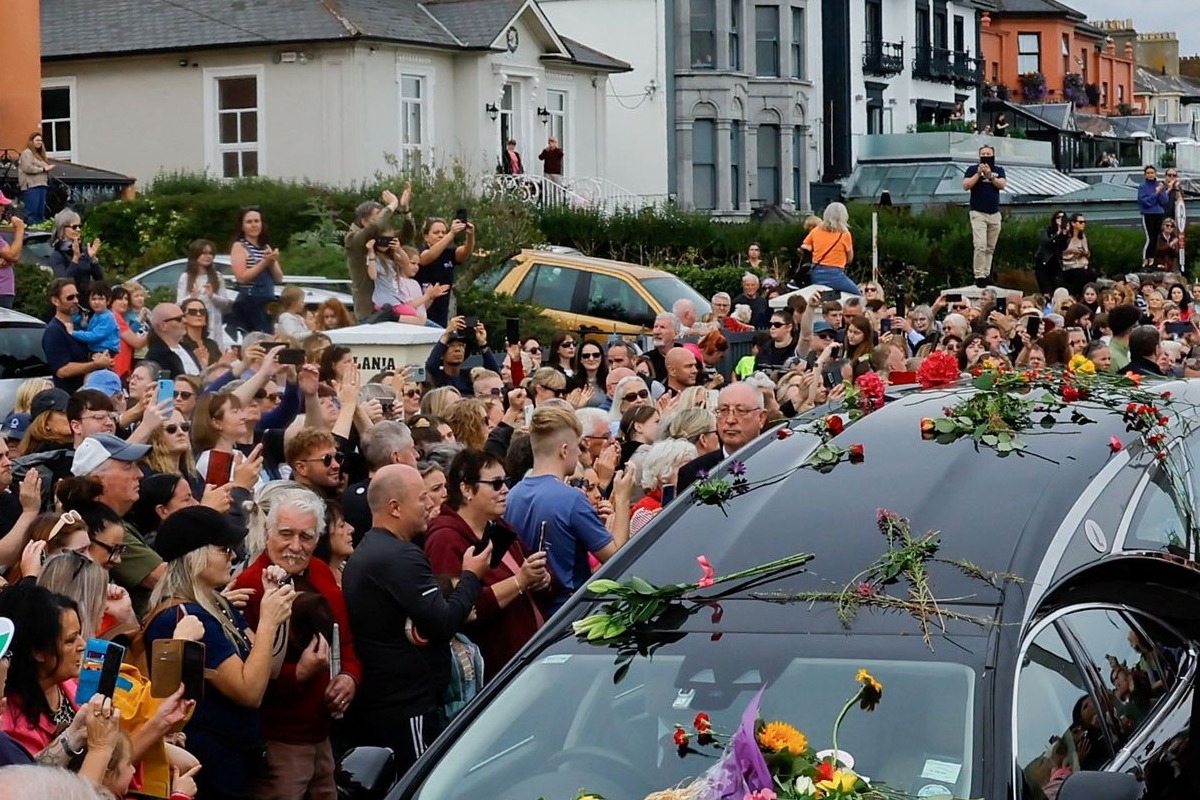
left=846, top=161, right=1087, bottom=203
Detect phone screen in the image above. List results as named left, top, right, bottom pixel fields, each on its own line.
left=1026, top=316, right=1041, bottom=337
left=995, top=297, right=1007, bottom=315
left=880, top=318, right=891, bottom=334
left=157, top=378, right=175, bottom=412
left=505, top=317, right=521, bottom=346
left=661, top=484, right=677, bottom=505
left=277, top=348, right=306, bottom=365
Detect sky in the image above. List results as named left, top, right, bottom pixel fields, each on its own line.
left=1068, top=1, right=1200, bottom=57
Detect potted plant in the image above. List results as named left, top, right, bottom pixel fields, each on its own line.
left=1018, top=71, right=1047, bottom=103
left=1063, top=73, right=1088, bottom=107
left=1085, top=83, right=1101, bottom=107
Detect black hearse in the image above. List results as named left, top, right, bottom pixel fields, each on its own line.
left=351, top=379, right=1200, bottom=800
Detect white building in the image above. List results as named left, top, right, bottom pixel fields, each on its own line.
left=39, top=0, right=630, bottom=188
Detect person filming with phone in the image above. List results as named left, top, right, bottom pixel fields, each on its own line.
left=425, top=450, right=550, bottom=678
left=963, top=144, right=1008, bottom=288
left=425, top=316, right=501, bottom=394
left=417, top=213, right=476, bottom=327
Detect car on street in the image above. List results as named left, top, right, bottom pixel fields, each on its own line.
left=131, top=256, right=353, bottom=309
left=0, top=226, right=54, bottom=270
left=0, top=307, right=51, bottom=418
left=363, top=377, right=1200, bottom=800
left=482, top=248, right=711, bottom=336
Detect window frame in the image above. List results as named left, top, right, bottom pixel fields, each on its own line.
left=729, top=0, right=743, bottom=70
left=690, top=0, right=718, bottom=69
left=1017, top=32, right=1041, bottom=74
left=39, top=77, right=77, bottom=162
left=730, top=123, right=742, bottom=209
left=790, top=6, right=806, bottom=80
left=692, top=119, right=718, bottom=211
left=754, top=4, right=780, bottom=78
left=202, top=64, right=265, bottom=179
left=397, top=65, right=436, bottom=169
left=515, top=263, right=581, bottom=312
left=546, top=88, right=569, bottom=172
left=756, top=123, right=781, bottom=205
left=581, top=271, right=655, bottom=327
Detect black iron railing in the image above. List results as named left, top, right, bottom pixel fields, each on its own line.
left=863, top=40, right=905, bottom=76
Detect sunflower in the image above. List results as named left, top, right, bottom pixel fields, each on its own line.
left=856, top=669, right=883, bottom=711
left=757, top=721, right=809, bottom=755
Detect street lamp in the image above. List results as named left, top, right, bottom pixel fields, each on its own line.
left=485, top=103, right=499, bottom=121
left=536, top=106, right=550, bottom=124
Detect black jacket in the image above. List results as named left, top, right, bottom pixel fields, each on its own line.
left=677, top=449, right=726, bottom=494
left=1119, top=357, right=1165, bottom=378
left=144, top=335, right=191, bottom=378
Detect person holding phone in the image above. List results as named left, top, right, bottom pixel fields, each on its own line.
left=1139, top=165, right=1173, bottom=268
left=417, top=215, right=476, bottom=327
left=425, top=450, right=549, bottom=677
left=963, top=145, right=1008, bottom=287
left=191, top=393, right=251, bottom=489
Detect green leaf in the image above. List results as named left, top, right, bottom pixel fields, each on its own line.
left=933, top=418, right=959, bottom=433
left=981, top=434, right=999, bottom=446
left=973, top=373, right=995, bottom=391
left=626, top=576, right=658, bottom=596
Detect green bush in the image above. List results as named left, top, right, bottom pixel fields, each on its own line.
left=456, top=285, right=557, bottom=351
left=12, top=263, right=53, bottom=319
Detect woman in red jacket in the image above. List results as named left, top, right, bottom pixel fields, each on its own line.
left=424, top=450, right=550, bottom=678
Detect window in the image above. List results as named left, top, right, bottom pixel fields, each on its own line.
left=1017, top=33, right=1040, bottom=74
left=40, top=82, right=74, bottom=160
left=499, top=83, right=517, bottom=153
left=584, top=273, right=654, bottom=326
left=690, top=0, right=716, bottom=69
left=933, top=10, right=947, bottom=49
left=756, top=124, right=780, bottom=205
left=0, top=323, right=50, bottom=380
left=730, top=124, right=742, bottom=208
left=916, top=7, right=930, bottom=51
left=730, top=0, right=742, bottom=70
left=755, top=5, right=780, bottom=77
left=547, top=90, right=568, bottom=166
left=206, top=70, right=262, bottom=178
left=865, top=0, right=881, bottom=45
left=1157, top=99, right=1170, bottom=119
left=792, top=126, right=804, bottom=209
left=1117, top=84, right=1125, bottom=105
left=692, top=119, right=717, bottom=211
left=1062, top=33, right=1071, bottom=74
left=514, top=264, right=579, bottom=311
left=790, top=7, right=806, bottom=79
left=1102, top=81, right=1109, bottom=105
left=953, top=15, right=964, bottom=53
left=399, top=73, right=426, bottom=167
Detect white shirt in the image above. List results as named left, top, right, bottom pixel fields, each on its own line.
left=169, top=343, right=201, bottom=376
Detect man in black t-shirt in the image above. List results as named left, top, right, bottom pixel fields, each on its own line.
left=962, top=145, right=1008, bottom=288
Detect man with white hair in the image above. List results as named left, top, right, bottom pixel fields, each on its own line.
left=677, top=382, right=767, bottom=491
left=672, top=298, right=712, bottom=336
left=732, top=273, right=770, bottom=329
left=575, top=407, right=618, bottom=492
left=230, top=486, right=362, bottom=800
left=145, top=302, right=201, bottom=377
left=942, top=313, right=971, bottom=340
left=646, top=312, right=679, bottom=383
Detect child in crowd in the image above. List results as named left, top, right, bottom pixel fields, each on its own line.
left=396, top=245, right=448, bottom=327
left=71, top=282, right=121, bottom=358
left=274, top=286, right=311, bottom=339
left=122, top=281, right=151, bottom=335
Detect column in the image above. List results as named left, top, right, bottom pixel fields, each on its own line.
left=716, top=118, right=733, bottom=211
left=795, top=124, right=811, bottom=212
left=677, top=120, right=695, bottom=208
left=780, top=124, right=795, bottom=210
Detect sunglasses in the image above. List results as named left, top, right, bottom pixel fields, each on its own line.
left=525, top=346, right=542, bottom=355
left=559, top=341, right=577, bottom=349
left=623, top=389, right=650, bottom=403
left=405, top=389, right=422, bottom=398
left=163, top=422, right=192, bottom=434
left=185, top=307, right=208, bottom=316
left=66, top=224, right=82, bottom=230
left=302, top=452, right=346, bottom=467
left=89, top=538, right=127, bottom=564
left=174, top=390, right=195, bottom=400
left=49, top=510, right=83, bottom=541
left=581, top=351, right=602, bottom=360
left=62, top=294, right=79, bottom=302
left=471, top=477, right=508, bottom=491
left=255, top=390, right=284, bottom=402
left=551, top=388, right=568, bottom=398
left=568, top=478, right=595, bottom=491
left=164, top=315, right=185, bottom=323
left=816, top=332, right=834, bottom=339
left=769, top=321, right=789, bottom=329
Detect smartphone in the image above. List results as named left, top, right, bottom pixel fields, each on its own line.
left=463, top=316, right=478, bottom=331
left=474, top=520, right=516, bottom=569
left=156, top=378, right=175, bottom=411
left=1166, top=321, right=1191, bottom=338
left=896, top=293, right=906, bottom=320
left=828, top=344, right=842, bottom=358
left=981, top=155, right=996, bottom=169
left=1026, top=316, right=1040, bottom=338
left=380, top=399, right=395, bottom=417
left=821, top=290, right=839, bottom=302
left=407, top=365, right=427, bottom=383
left=995, top=296, right=1007, bottom=315
left=505, top=317, right=521, bottom=346
left=264, top=341, right=288, bottom=353
left=151, top=639, right=206, bottom=701
left=705, top=389, right=719, bottom=409
left=536, top=520, right=549, bottom=553
left=455, top=207, right=469, bottom=223
left=205, top=450, right=234, bottom=487
left=277, top=347, right=306, bottom=365
left=944, top=293, right=962, bottom=303
left=880, top=318, right=891, bottom=334
left=661, top=484, right=677, bottom=505
left=76, top=639, right=126, bottom=703
left=823, top=367, right=841, bottom=390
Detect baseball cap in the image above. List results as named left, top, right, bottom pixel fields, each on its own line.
left=2, top=413, right=30, bottom=441
left=71, top=433, right=150, bottom=476
left=30, top=388, right=70, bottom=420
left=154, top=506, right=245, bottom=562
left=83, top=370, right=124, bottom=398
left=0, top=192, right=11, bottom=207
left=1124, top=273, right=1141, bottom=287
left=813, top=321, right=835, bottom=335
left=0, top=618, right=13, bottom=661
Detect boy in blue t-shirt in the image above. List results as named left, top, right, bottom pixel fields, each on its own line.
left=71, top=282, right=121, bottom=357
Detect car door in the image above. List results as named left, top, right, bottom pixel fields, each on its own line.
left=1013, top=606, right=1194, bottom=799
left=512, top=263, right=581, bottom=331
left=576, top=271, right=656, bottom=336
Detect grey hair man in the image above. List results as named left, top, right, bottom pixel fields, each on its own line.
left=342, top=420, right=417, bottom=540
left=677, top=382, right=767, bottom=492
left=575, top=406, right=615, bottom=469
left=647, top=312, right=679, bottom=382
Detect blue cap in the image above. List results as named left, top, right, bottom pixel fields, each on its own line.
left=2, top=413, right=30, bottom=440
left=813, top=320, right=835, bottom=334
left=83, top=369, right=124, bottom=397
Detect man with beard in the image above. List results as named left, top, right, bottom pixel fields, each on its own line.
left=43, top=279, right=111, bottom=393
left=287, top=429, right=346, bottom=500
left=645, top=313, right=679, bottom=384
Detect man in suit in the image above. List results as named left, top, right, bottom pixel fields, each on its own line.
left=677, top=382, right=767, bottom=492
left=145, top=303, right=201, bottom=378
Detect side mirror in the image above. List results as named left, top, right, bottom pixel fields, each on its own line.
left=336, top=746, right=397, bottom=800
left=1056, top=771, right=1141, bottom=800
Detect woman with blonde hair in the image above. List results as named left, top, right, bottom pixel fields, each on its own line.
left=526, top=367, right=568, bottom=406
left=17, top=131, right=54, bottom=223
left=609, top=375, right=652, bottom=423
left=443, top=398, right=490, bottom=450
left=420, top=385, right=462, bottom=418
left=11, top=379, right=52, bottom=416
left=38, top=553, right=134, bottom=642
left=802, top=202, right=858, bottom=295
left=145, top=410, right=200, bottom=480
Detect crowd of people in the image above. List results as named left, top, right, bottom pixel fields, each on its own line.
left=0, top=159, right=1194, bottom=798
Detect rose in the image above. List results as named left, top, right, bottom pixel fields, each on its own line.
left=847, top=443, right=865, bottom=463
left=825, top=415, right=844, bottom=436
left=794, top=776, right=819, bottom=797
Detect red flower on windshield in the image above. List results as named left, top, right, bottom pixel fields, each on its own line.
left=696, top=555, right=715, bottom=588
left=825, top=415, right=845, bottom=436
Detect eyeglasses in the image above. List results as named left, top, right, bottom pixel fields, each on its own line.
left=559, top=341, right=577, bottom=349
left=769, top=321, right=789, bottom=329
left=471, top=477, right=508, bottom=491
left=89, top=538, right=127, bottom=564
left=716, top=405, right=760, bottom=417
left=482, top=387, right=503, bottom=396
left=1075, top=220, right=1087, bottom=225
left=164, top=315, right=185, bottom=323
left=405, top=389, right=422, bottom=398
left=163, top=422, right=192, bottom=434
left=211, top=545, right=236, bottom=558
left=525, top=346, right=542, bottom=355
left=302, top=452, right=346, bottom=467
left=66, top=224, right=81, bottom=230
left=174, top=390, right=195, bottom=400
left=623, top=389, right=650, bottom=403
left=815, top=332, right=834, bottom=340
left=254, top=390, right=284, bottom=402
left=550, top=388, right=568, bottom=398
left=952, top=304, right=969, bottom=311
left=62, top=294, right=79, bottom=302
left=184, top=307, right=208, bottom=317
left=568, top=478, right=595, bottom=491
left=863, top=287, right=878, bottom=293
left=81, top=412, right=118, bottom=424
left=581, top=351, right=602, bottom=360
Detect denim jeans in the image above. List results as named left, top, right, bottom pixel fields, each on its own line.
left=809, top=265, right=861, bottom=295
left=22, top=186, right=48, bottom=224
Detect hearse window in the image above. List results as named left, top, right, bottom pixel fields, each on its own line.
left=1124, top=452, right=1189, bottom=555
left=1016, top=609, right=1185, bottom=799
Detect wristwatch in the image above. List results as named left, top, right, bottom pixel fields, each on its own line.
left=61, top=734, right=85, bottom=758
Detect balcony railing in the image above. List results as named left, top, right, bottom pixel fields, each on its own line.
left=482, top=174, right=664, bottom=214
left=913, top=46, right=954, bottom=83
left=862, top=40, right=905, bottom=76
left=952, top=52, right=983, bottom=87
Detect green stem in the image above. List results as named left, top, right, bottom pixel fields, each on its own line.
left=707, top=553, right=814, bottom=589
left=830, top=688, right=864, bottom=767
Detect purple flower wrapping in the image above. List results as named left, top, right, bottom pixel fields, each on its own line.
left=697, top=688, right=772, bottom=800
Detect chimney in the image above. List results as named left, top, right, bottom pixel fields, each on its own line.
left=0, top=0, right=43, bottom=152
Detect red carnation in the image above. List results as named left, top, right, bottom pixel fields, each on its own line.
left=1162, top=391, right=1172, bottom=399
left=1061, top=385, right=1080, bottom=403
left=826, top=415, right=845, bottom=435
left=917, top=351, right=961, bottom=389
left=816, top=760, right=837, bottom=782
left=1109, top=436, right=1124, bottom=453
left=694, top=712, right=711, bottom=732
left=1159, top=417, right=1170, bottom=427
left=848, top=443, right=865, bottom=463
left=674, top=728, right=690, bottom=747
left=777, top=427, right=793, bottom=439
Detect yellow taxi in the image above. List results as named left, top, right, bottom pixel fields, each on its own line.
left=482, top=247, right=711, bottom=336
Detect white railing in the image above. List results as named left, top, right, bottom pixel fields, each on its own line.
left=482, top=174, right=663, bottom=214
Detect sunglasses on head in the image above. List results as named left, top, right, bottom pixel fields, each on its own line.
left=623, top=388, right=650, bottom=403
left=303, top=452, right=346, bottom=468
left=163, top=422, right=191, bottom=434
